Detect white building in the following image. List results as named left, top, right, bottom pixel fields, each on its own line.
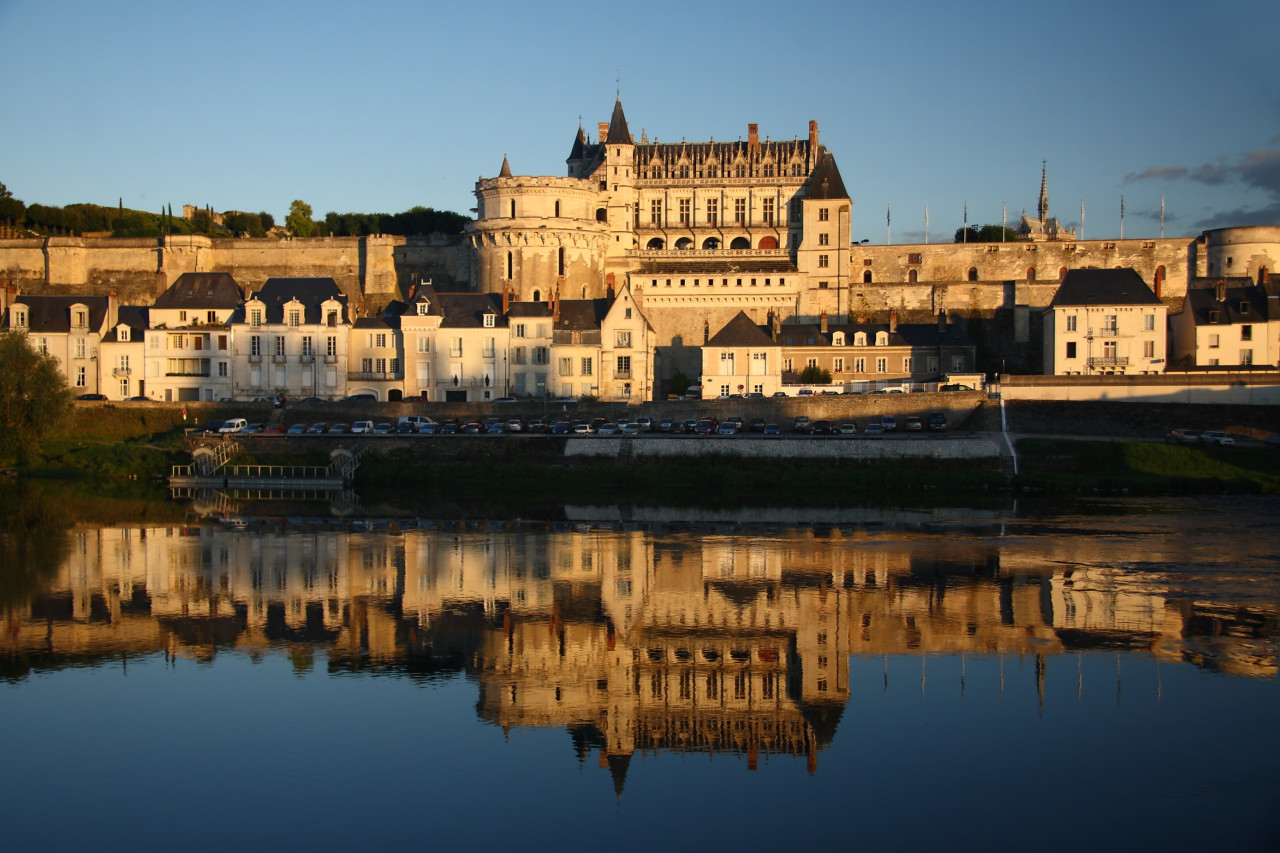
left=1, top=294, right=116, bottom=396
left=1171, top=277, right=1279, bottom=369
left=231, top=277, right=349, bottom=400
left=143, top=272, right=242, bottom=402
left=1043, top=268, right=1167, bottom=375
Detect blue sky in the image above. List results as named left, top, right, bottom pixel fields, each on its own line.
left=2, top=0, right=1277, bottom=242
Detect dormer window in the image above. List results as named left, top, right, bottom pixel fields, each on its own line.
left=833, top=332, right=845, bottom=346
left=249, top=308, right=263, bottom=327
left=13, top=308, right=27, bottom=328
left=1240, top=301, right=1250, bottom=315
left=483, top=313, right=495, bottom=328
left=288, top=308, right=301, bottom=327
left=417, top=302, right=430, bottom=316
left=326, top=311, right=338, bottom=327
left=1209, top=310, right=1220, bottom=323
left=876, top=331, right=889, bottom=346
left=119, top=326, right=130, bottom=343
left=74, top=310, right=87, bottom=327
left=179, top=310, right=187, bottom=323
left=854, top=332, right=867, bottom=347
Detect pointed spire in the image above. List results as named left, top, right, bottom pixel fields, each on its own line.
left=568, top=125, right=586, bottom=161
left=499, top=155, right=512, bottom=178
left=606, top=753, right=632, bottom=801
left=1038, top=161, right=1049, bottom=222
left=606, top=96, right=631, bottom=144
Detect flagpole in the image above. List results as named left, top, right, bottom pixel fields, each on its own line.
left=1080, top=198, right=1085, bottom=240
left=1160, top=195, right=1165, bottom=239
left=1120, top=195, right=1125, bottom=240
left=1002, top=202, right=1006, bottom=242
left=962, top=200, right=967, bottom=243
left=925, top=204, right=929, bottom=245
left=887, top=203, right=891, bottom=245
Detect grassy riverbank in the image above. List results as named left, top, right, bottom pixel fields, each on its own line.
left=1012, top=438, right=1280, bottom=493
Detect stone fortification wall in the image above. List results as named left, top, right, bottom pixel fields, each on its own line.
left=1202, top=225, right=1280, bottom=280
left=0, top=233, right=470, bottom=311
left=565, top=434, right=1001, bottom=460
left=1000, top=373, right=1280, bottom=404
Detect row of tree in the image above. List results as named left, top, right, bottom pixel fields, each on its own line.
left=284, top=200, right=468, bottom=238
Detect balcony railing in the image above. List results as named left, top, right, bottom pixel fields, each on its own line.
left=348, top=372, right=400, bottom=381
left=1089, top=356, right=1129, bottom=367
left=1093, top=328, right=1121, bottom=338
left=248, top=354, right=262, bottom=363
left=272, top=354, right=287, bottom=363
left=626, top=247, right=790, bottom=259
left=324, top=354, right=338, bottom=364
left=614, top=370, right=632, bottom=379
left=300, top=354, right=315, bottom=363
left=165, top=371, right=210, bottom=377
left=112, top=367, right=131, bottom=377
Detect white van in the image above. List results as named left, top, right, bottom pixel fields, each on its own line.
left=218, top=418, right=248, bottom=433
left=397, top=415, right=435, bottom=428
left=351, top=420, right=374, bottom=434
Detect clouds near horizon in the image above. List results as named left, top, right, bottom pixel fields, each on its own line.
left=1126, top=149, right=1280, bottom=228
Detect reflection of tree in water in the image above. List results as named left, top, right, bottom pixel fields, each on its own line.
left=0, top=482, right=71, bottom=612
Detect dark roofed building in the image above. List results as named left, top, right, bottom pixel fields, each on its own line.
left=1044, top=268, right=1168, bottom=375
left=1171, top=277, right=1276, bottom=369
left=153, top=272, right=243, bottom=312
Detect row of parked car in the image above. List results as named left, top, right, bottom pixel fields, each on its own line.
left=203, top=411, right=953, bottom=438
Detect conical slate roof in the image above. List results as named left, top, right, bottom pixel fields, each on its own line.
left=806, top=151, right=848, bottom=200
left=606, top=97, right=631, bottom=144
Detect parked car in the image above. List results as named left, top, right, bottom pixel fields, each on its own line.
left=928, top=413, right=948, bottom=431
left=748, top=418, right=766, bottom=433
left=372, top=423, right=394, bottom=434
left=838, top=422, right=858, bottom=436
left=620, top=422, right=642, bottom=435
left=219, top=418, right=248, bottom=434
left=658, top=418, right=676, bottom=433
left=905, top=416, right=923, bottom=431
left=793, top=416, right=812, bottom=434
left=306, top=423, right=327, bottom=434
left=694, top=418, right=718, bottom=435
left=881, top=415, right=898, bottom=431
left=351, top=420, right=374, bottom=434
left=636, top=416, right=652, bottom=432
left=492, top=397, right=518, bottom=403
left=1165, top=429, right=1200, bottom=444
left=716, top=421, right=739, bottom=436
left=200, top=419, right=226, bottom=434
left=550, top=396, right=578, bottom=404
left=763, top=423, right=782, bottom=436
left=810, top=420, right=834, bottom=435
left=340, top=393, right=376, bottom=402
left=1265, top=433, right=1280, bottom=448
left=75, top=393, right=108, bottom=401
left=396, top=422, right=416, bottom=434
left=261, top=423, right=286, bottom=435
left=326, top=423, right=348, bottom=434
left=771, top=391, right=788, bottom=398
left=864, top=423, right=884, bottom=438
left=1201, top=430, right=1234, bottom=446
left=939, top=384, right=972, bottom=392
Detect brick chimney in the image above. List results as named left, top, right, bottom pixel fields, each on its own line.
left=598, top=122, right=609, bottom=143
left=889, top=309, right=898, bottom=334
left=748, top=123, right=759, bottom=153
left=820, top=310, right=828, bottom=334
left=1216, top=279, right=1226, bottom=303
left=502, top=282, right=510, bottom=314
left=938, top=310, right=947, bottom=334
left=808, top=120, right=819, bottom=151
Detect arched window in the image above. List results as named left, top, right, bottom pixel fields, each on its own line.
left=581, top=286, right=588, bottom=298
left=596, top=208, right=607, bottom=222
left=647, top=238, right=665, bottom=250
left=554, top=200, right=561, bottom=217
left=702, top=237, right=720, bottom=250
left=730, top=236, right=751, bottom=250
left=908, top=269, right=918, bottom=283
left=506, top=252, right=513, bottom=280
left=863, top=270, right=873, bottom=284
left=1058, top=267, right=1068, bottom=281
left=967, top=267, right=978, bottom=281
left=675, top=237, right=693, bottom=250
left=558, top=247, right=565, bottom=276
left=758, top=236, right=777, bottom=249
left=509, top=200, right=516, bottom=218
left=1027, top=267, right=1036, bottom=282
left=532, top=289, right=541, bottom=303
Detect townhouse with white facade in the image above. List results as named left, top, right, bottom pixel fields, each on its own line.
left=433, top=291, right=507, bottom=402
left=1, top=294, right=116, bottom=396
left=348, top=314, right=406, bottom=401
left=598, top=284, right=655, bottom=401
left=1171, top=277, right=1279, bottom=369
left=98, top=307, right=148, bottom=400
left=1043, top=268, right=1167, bottom=376
left=701, top=311, right=782, bottom=397
left=230, top=277, right=350, bottom=400
left=397, top=283, right=444, bottom=399
left=143, top=272, right=242, bottom=401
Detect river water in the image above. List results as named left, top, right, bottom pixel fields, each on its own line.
left=2, top=494, right=1278, bottom=851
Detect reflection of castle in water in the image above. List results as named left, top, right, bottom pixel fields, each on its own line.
left=3, top=523, right=1276, bottom=781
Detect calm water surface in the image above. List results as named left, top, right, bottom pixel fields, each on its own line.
left=2, top=497, right=1278, bottom=852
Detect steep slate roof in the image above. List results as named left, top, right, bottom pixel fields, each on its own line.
left=5, top=295, right=111, bottom=333
left=436, top=292, right=506, bottom=328
left=153, top=272, right=243, bottom=309
left=606, top=97, right=631, bottom=144
left=554, top=298, right=611, bottom=331
left=805, top=151, right=848, bottom=200
left=505, top=301, right=553, bottom=320
left=1050, top=268, right=1162, bottom=308
left=1185, top=282, right=1270, bottom=326
left=404, top=282, right=443, bottom=317
left=102, top=306, right=148, bottom=342
left=567, top=126, right=587, bottom=162
left=245, top=277, right=347, bottom=324
left=708, top=311, right=779, bottom=347
left=779, top=319, right=973, bottom=349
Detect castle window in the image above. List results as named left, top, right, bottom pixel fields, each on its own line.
left=558, top=247, right=565, bottom=276
left=706, top=199, right=718, bottom=226
left=647, top=238, right=664, bottom=250
left=679, top=198, right=691, bottom=224
left=908, top=269, right=918, bottom=283
left=818, top=207, right=829, bottom=222
left=1027, top=267, right=1036, bottom=282
left=763, top=163, right=774, bottom=177
left=734, top=198, right=746, bottom=223
left=967, top=267, right=978, bottom=281
left=876, top=332, right=889, bottom=346
left=791, top=163, right=802, bottom=177
left=790, top=198, right=802, bottom=222
left=509, top=200, right=515, bottom=218
left=703, top=237, right=720, bottom=250
left=483, top=313, right=495, bottom=329
left=730, top=236, right=750, bottom=250
left=819, top=233, right=829, bottom=246
left=854, top=332, right=866, bottom=346
left=762, top=198, right=774, bottom=224
left=506, top=252, right=513, bottom=280
left=554, top=200, right=560, bottom=217
left=818, top=254, right=829, bottom=268
left=1154, top=265, right=1165, bottom=297
left=650, top=199, right=662, bottom=225
left=532, top=289, right=541, bottom=302
left=596, top=207, right=607, bottom=222
left=818, top=281, right=829, bottom=290
left=863, top=270, right=872, bottom=284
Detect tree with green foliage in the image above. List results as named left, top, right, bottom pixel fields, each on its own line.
left=0, top=332, right=73, bottom=464
left=0, top=181, right=25, bottom=225
left=286, top=200, right=314, bottom=237
left=258, top=211, right=275, bottom=231
left=223, top=211, right=266, bottom=238
left=799, top=364, right=832, bottom=384
left=954, top=224, right=1022, bottom=243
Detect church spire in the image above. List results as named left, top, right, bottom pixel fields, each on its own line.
left=499, top=155, right=512, bottom=178
left=1038, top=161, right=1049, bottom=222
left=606, top=96, right=631, bottom=145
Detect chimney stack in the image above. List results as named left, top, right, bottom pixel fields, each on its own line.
left=748, top=123, right=759, bottom=152
left=889, top=309, right=898, bottom=334
left=820, top=310, right=828, bottom=334
left=1216, top=279, right=1227, bottom=303
left=502, top=283, right=510, bottom=315
left=598, top=122, right=609, bottom=143
left=808, top=120, right=819, bottom=151
left=938, top=309, right=947, bottom=334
